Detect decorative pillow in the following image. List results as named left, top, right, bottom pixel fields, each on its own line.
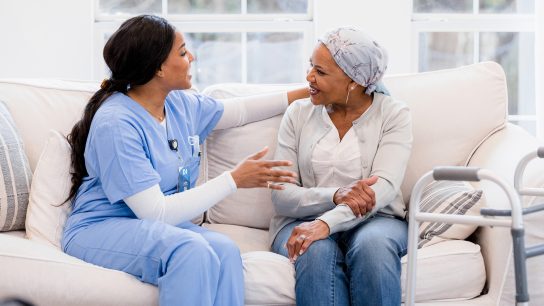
left=418, top=180, right=484, bottom=248
left=0, top=101, right=32, bottom=232
left=25, top=130, right=72, bottom=249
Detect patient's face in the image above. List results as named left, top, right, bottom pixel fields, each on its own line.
left=306, top=43, right=352, bottom=106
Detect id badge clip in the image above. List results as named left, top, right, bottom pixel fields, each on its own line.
left=188, top=135, right=200, bottom=158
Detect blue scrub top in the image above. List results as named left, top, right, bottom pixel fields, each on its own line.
left=62, top=90, right=224, bottom=249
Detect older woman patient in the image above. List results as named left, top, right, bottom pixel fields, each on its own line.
left=270, top=27, right=413, bottom=306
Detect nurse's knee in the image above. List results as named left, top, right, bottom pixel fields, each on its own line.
left=168, top=235, right=220, bottom=268
left=214, top=235, right=241, bottom=260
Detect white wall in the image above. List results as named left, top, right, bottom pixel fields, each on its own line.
left=0, top=0, right=94, bottom=80
left=0, top=0, right=413, bottom=81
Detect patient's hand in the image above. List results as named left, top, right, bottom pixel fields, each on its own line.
left=333, top=176, right=378, bottom=218
left=286, top=220, right=330, bottom=262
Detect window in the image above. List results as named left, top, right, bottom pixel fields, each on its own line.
left=93, top=0, right=313, bottom=90
left=412, top=0, right=536, bottom=135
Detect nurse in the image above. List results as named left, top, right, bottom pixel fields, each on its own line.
left=62, top=15, right=307, bottom=306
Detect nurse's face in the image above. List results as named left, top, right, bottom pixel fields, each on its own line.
left=160, top=31, right=195, bottom=90
left=306, top=43, right=352, bottom=106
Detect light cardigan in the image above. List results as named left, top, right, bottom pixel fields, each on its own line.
left=269, top=93, right=413, bottom=243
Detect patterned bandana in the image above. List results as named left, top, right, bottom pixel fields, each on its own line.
left=319, top=27, right=389, bottom=95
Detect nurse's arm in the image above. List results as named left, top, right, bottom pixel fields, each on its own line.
left=213, top=87, right=309, bottom=130
left=124, top=171, right=237, bottom=225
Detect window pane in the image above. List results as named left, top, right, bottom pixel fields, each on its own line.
left=510, top=120, right=536, bottom=135
left=168, top=0, right=241, bottom=14
left=98, top=0, right=161, bottom=15
left=419, top=32, right=473, bottom=72
left=185, top=33, right=242, bottom=89
left=413, top=0, right=472, bottom=13
left=480, top=32, right=534, bottom=115
left=479, top=0, right=534, bottom=14
left=248, top=0, right=308, bottom=14
left=247, top=32, right=305, bottom=83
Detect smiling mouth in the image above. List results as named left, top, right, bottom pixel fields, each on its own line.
left=309, top=86, right=320, bottom=95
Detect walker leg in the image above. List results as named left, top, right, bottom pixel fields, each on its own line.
left=512, top=228, right=529, bottom=305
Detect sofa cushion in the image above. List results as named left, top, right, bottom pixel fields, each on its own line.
left=0, top=233, right=158, bottom=306
left=202, top=84, right=303, bottom=229
left=418, top=181, right=484, bottom=248
left=25, top=130, right=72, bottom=249
left=204, top=223, right=485, bottom=303
left=383, top=62, right=507, bottom=204
left=0, top=101, right=32, bottom=232
left=203, top=223, right=270, bottom=253
left=243, top=251, right=296, bottom=306
left=202, top=225, right=297, bottom=305
left=400, top=240, right=486, bottom=302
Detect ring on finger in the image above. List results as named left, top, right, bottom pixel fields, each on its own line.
left=296, top=234, right=307, bottom=241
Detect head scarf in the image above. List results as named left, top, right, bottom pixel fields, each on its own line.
left=318, top=27, right=389, bottom=96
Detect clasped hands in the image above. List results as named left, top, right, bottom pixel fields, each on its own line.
left=286, top=176, right=378, bottom=262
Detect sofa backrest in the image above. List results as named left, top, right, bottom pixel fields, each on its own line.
left=202, top=62, right=508, bottom=229
left=0, top=79, right=96, bottom=170
left=0, top=62, right=508, bottom=230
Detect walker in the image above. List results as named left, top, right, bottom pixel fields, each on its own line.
left=478, top=147, right=544, bottom=305
left=404, top=154, right=543, bottom=306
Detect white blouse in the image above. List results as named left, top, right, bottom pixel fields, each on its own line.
left=312, top=107, right=362, bottom=230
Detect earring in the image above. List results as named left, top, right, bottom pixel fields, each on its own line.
left=351, top=85, right=356, bottom=90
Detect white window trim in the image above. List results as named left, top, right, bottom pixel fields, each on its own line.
left=94, top=0, right=313, bottom=22
left=92, top=1, right=314, bottom=87
left=93, top=21, right=313, bottom=82
left=536, top=1, right=544, bottom=139
left=410, top=7, right=539, bottom=136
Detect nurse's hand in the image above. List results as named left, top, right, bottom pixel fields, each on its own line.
left=230, top=146, right=298, bottom=190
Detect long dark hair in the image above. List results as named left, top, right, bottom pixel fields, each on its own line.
left=66, top=15, right=175, bottom=202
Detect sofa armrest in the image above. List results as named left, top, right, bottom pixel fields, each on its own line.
left=467, top=123, right=544, bottom=303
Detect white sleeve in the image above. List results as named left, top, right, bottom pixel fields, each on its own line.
left=317, top=205, right=357, bottom=234
left=124, top=171, right=237, bottom=225
left=317, top=205, right=376, bottom=234
left=214, top=92, right=288, bottom=130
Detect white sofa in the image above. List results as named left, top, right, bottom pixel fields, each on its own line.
left=0, top=62, right=543, bottom=306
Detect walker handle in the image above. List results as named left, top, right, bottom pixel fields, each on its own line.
left=538, top=146, right=544, bottom=158
left=481, top=203, right=544, bottom=217
left=433, top=166, right=480, bottom=182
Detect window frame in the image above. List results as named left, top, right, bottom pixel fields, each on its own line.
left=92, top=0, right=314, bottom=87
left=410, top=0, right=537, bottom=135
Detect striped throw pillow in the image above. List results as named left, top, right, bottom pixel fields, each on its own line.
left=0, top=101, right=32, bottom=231
left=418, top=181, right=484, bottom=248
